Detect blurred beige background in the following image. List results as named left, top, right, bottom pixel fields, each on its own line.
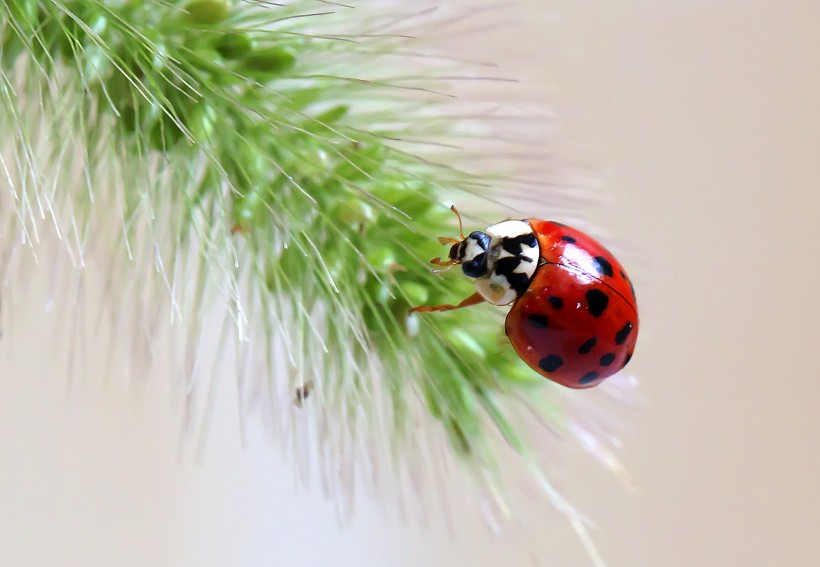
left=2, top=1, right=820, bottom=566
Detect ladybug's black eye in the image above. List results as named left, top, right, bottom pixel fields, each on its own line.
left=461, top=254, right=487, bottom=278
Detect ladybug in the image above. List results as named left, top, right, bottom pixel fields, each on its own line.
left=410, top=207, right=638, bottom=389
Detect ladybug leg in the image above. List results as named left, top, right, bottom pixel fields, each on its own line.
left=409, top=292, right=485, bottom=314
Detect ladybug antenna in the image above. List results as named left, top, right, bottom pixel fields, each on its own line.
left=436, top=205, right=467, bottom=246
left=437, top=236, right=461, bottom=246
left=450, top=205, right=466, bottom=240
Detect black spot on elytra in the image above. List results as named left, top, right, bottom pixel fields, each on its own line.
left=630, top=281, right=637, bottom=299
left=527, top=313, right=548, bottom=329
left=578, top=337, right=597, bottom=354
left=579, top=372, right=600, bottom=385
left=615, top=322, right=633, bottom=345
left=585, top=289, right=609, bottom=317
left=560, top=235, right=576, bottom=243
left=593, top=256, right=614, bottom=277
left=539, top=355, right=564, bottom=373
left=622, top=351, right=633, bottom=368
left=501, top=232, right=538, bottom=256
left=547, top=296, right=563, bottom=309
left=599, top=353, right=616, bottom=367
left=494, top=256, right=531, bottom=296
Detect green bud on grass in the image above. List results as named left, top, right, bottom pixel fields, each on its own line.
left=239, top=46, right=297, bottom=78
left=183, top=0, right=229, bottom=25
left=214, top=32, right=252, bottom=59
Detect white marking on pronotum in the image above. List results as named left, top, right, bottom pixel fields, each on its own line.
left=472, top=220, right=539, bottom=305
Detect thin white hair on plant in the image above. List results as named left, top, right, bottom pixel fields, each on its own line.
left=0, top=0, right=641, bottom=562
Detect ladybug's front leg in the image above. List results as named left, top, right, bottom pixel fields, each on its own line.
left=408, top=292, right=485, bottom=314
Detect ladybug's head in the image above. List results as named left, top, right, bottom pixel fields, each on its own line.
left=448, top=231, right=491, bottom=278
left=428, top=209, right=540, bottom=308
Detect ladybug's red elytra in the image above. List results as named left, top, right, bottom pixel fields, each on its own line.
left=410, top=208, right=638, bottom=389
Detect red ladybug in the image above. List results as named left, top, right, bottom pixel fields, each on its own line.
left=410, top=208, right=638, bottom=389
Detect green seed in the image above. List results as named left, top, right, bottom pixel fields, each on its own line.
left=183, top=0, right=229, bottom=25
left=240, top=46, right=296, bottom=77
left=233, top=190, right=263, bottom=224
left=365, top=248, right=395, bottom=270
left=215, top=33, right=252, bottom=59
left=335, top=200, right=373, bottom=227
left=314, top=105, right=349, bottom=126
left=450, top=328, right=486, bottom=359
left=120, top=105, right=137, bottom=132
left=393, top=192, right=435, bottom=218
left=149, top=115, right=184, bottom=151
left=189, top=103, right=217, bottom=140
left=335, top=143, right=385, bottom=181
left=10, top=0, right=38, bottom=22
left=401, top=282, right=429, bottom=306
